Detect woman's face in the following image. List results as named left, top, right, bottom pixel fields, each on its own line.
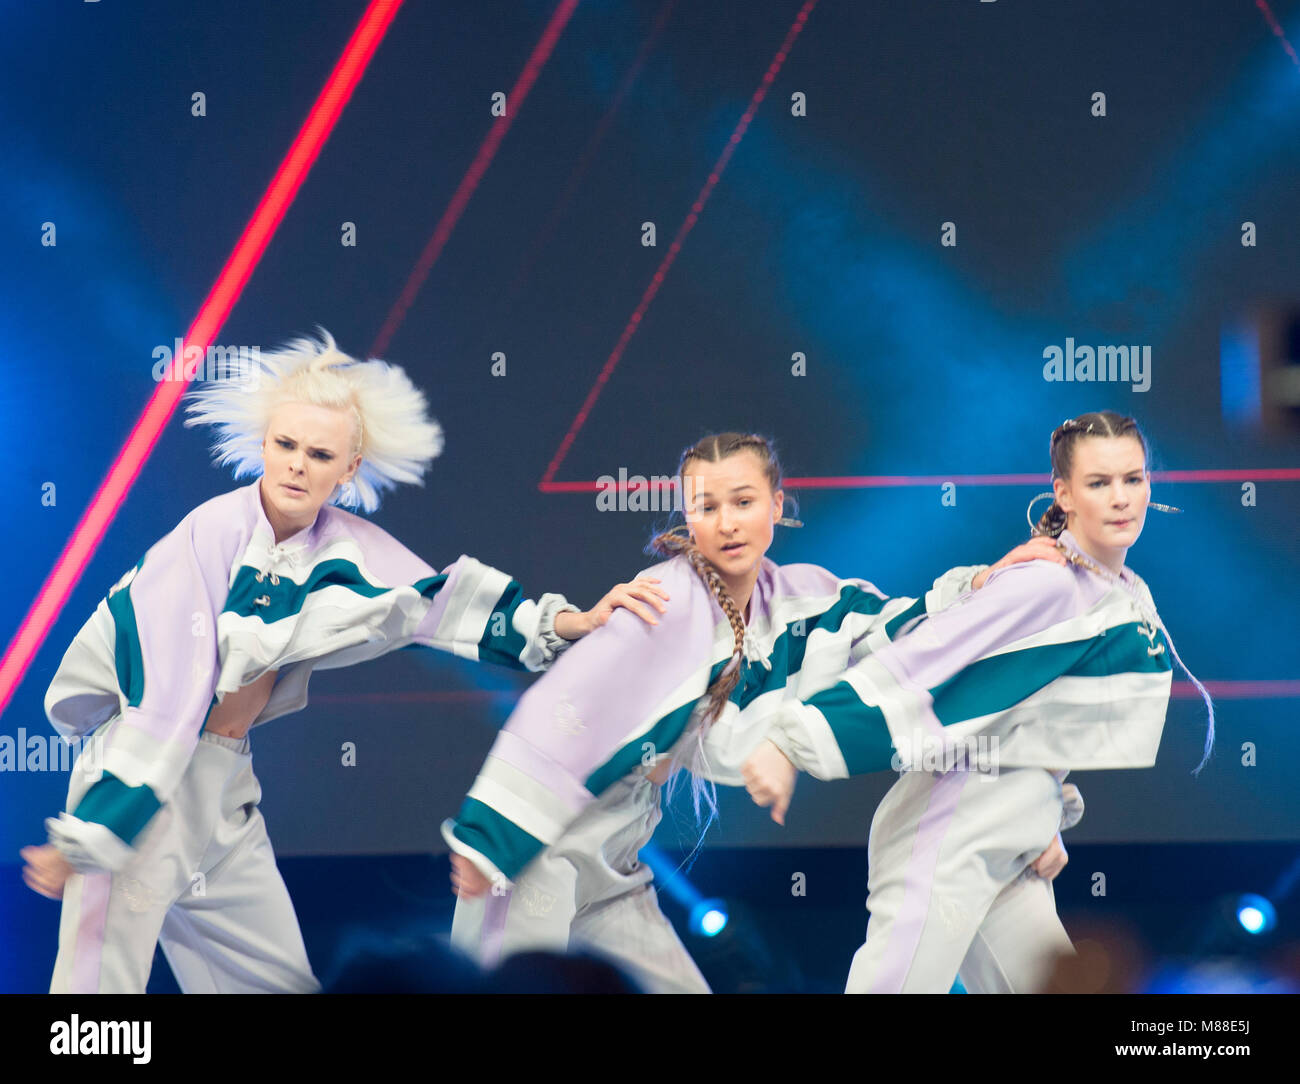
left=682, top=450, right=783, bottom=587
left=259, top=400, right=361, bottom=534
left=1053, top=435, right=1149, bottom=562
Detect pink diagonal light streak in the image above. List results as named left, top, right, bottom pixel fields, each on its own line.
left=0, top=0, right=405, bottom=719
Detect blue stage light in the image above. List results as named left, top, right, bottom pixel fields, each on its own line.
left=690, top=899, right=729, bottom=937
left=1235, top=894, right=1276, bottom=935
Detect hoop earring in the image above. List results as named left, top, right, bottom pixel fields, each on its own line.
left=1149, top=501, right=1183, bottom=514
left=1025, top=491, right=1056, bottom=532
left=776, top=516, right=803, bottom=528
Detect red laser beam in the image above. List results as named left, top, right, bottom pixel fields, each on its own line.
left=538, top=0, right=820, bottom=489
left=540, top=467, right=1300, bottom=493
left=507, top=0, right=680, bottom=297
left=369, top=0, right=581, bottom=358
left=1257, top=0, right=1300, bottom=71
left=0, top=0, right=404, bottom=720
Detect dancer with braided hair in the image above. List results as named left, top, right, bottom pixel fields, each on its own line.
left=742, top=411, right=1215, bottom=993
left=20, top=331, right=666, bottom=994
left=444, top=432, right=1062, bottom=993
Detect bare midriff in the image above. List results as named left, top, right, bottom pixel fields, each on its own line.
left=205, top=669, right=279, bottom=739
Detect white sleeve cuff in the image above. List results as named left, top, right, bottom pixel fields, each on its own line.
left=1060, top=782, right=1086, bottom=831
left=768, top=703, right=849, bottom=782
left=46, top=813, right=134, bottom=874
left=440, top=818, right=512, bottom=888
left=925, top=565, right=988, bottom=612
left=534, top=593, right=581, bottom=667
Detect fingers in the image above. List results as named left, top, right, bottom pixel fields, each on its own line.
left=627, top=587, right=668, bottom=614
left=619, top=582, right=669, bottom=620
left=449, top=855, right=491, bottom=899
left=620, top=600, right=658, bottom=626
left=627, top=578, right=670, bottom=607
left=1031, top=846, right=1068, bottom=880
left=742, top=772, right=773, bottom=808
left=1028, top=537, right=1067, bottom=564
left=742, top=770, right=791, bottom=823
left=22, top=866, right=63, bottom=900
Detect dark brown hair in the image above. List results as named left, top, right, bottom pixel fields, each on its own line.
left=1031, top=413, right=1215, bottom=774
left=1033, top=411, right=1149, bottom=537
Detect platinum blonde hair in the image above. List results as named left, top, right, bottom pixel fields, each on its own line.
left=182, top=329, right=444, bottom=513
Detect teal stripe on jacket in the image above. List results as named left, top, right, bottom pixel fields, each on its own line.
left=807, top=682, right=898, bottom=775
left=71, top=770, right=161, bottom=846
left=224, top=558, right=398, bottom=622
left=929, top=621, right=1171, bottom=728
left=476, top=580, right=531, bottom=672
left=106, top=559, right=146, bottom=709
left=452, top=796, right=548, bottom=880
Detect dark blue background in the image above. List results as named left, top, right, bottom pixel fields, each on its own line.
left=1, top=0, right=1296, bottom=930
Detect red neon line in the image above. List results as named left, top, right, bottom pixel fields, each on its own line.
left=539, top=0, right=820, bottom=488
left=540, top=467, right=1300, bottom=492
left=0, top=0, right=404, bottom=720
left=1257, top=0, right=1300, bottom=71
left=507, top=0, right=680, bottom=297
left=370, top=0, right=581, bottom=358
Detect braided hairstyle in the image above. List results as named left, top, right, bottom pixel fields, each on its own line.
left=645, top=434, right=785, bottom=841
left=1031, top=412, right=1216, bottom=774
left=647, top=433, right=783, bottom=728
left=1032, top=411, right=1149, bottom=537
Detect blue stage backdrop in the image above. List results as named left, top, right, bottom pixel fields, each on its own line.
left=1, top=0, right=1297, bottom=881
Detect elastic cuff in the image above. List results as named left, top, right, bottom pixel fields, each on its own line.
left=46, top=813, right=133, bottom=874
left=1059, top=782, right=1085, bottom=831
left=535, top=594, right=581, bottom=662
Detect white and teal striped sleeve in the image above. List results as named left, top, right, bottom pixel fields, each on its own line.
left=319, top=516, right=580, bottom=673
left=688, top=566, right=991, bottom=784
left=769, top=560, right=1088, bottom=779
left=404, top=554, right=578, bottom=672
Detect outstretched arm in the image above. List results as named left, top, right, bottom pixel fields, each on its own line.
left=744, top=559, right=1084, bottom=821
left=442, top=560, right=719, bottom=890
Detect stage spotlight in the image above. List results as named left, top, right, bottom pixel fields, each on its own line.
left=1235, top=893, right=1277, bottom=936
left=690, top=899, right=729, bottom=937
left=1193, top=892, right=1285, bottom=961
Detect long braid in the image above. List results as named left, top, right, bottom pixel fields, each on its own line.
left=645, top=528, right=743, bottom=836
left=642, top=432, right=787, bottom=854
left=649, top=528, right=746, bottom=726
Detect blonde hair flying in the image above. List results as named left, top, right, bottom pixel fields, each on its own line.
left=182, top=329, right=444, bottom=513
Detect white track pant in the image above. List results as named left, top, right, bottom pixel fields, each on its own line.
left=846, top=766, right=1074, bottom=994
left=51, top=731, right=319, bottom=994
left=451, top=774, right=710, bottom=994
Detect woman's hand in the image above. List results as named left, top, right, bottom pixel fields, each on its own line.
left=554, top=576, right=669, bottom=639
left=21, top=844, right=74, bottom=900
left=449, top=853, right=493, bottom=899
left=741, top=740, right=798, bottom=825
left=1030, top=833, right=1069, bottom=881
left=972, top=536, right=1066, bottom=590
